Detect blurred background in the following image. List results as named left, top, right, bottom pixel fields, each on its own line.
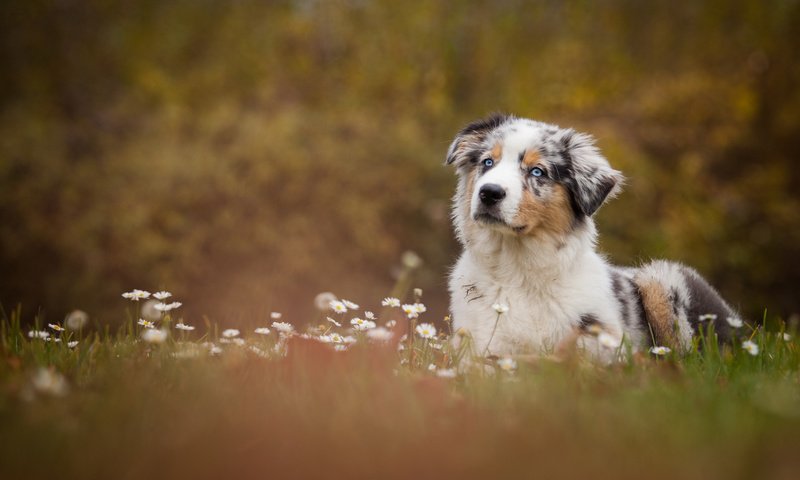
left=1, top=0, right=798, bottom=327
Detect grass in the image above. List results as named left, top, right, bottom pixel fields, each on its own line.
left=1, top=299, right=800, bottom=480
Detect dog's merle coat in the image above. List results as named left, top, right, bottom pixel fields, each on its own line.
left=446, top=114, right=741, bottom=359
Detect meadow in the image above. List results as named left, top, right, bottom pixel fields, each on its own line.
left=1, top=287, right=798, bottom=480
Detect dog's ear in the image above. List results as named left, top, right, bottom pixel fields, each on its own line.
left=445, top=113, right=511, bottom=167
left=555, top=129, right=624, bottom=217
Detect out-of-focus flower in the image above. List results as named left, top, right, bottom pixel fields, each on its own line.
left=67, top=341, right=79, bottom=348
left=385, top=320, right=397, bottom=328
left=153, top=291, right=172, bottom=300
left=782, top=333, right=792, bottom=341
left=436, top=368, right=457, bottom=379
left=334, top=344, right=348, bottom=352
left=330, top=300, right=348, bottom=314
left=649, top=346, right=671, bottom=356
left=342, top=335, right=357, bottom=344
left=314, top=292, right=338, bottom=311
left=64, top=310, right=89, bottom=330
left=326, top=317, right=342, bottom=327
left=31, top=368, right=68, bottom=397
left=698, top=313, right=717, bottom=322
left=742, top=340, right=759, bottom=355
left=342, top=300, right=359, bottom=310
left=427, top=363, right=437, bottom=372
left=249, top=345, right=268, bottom=358
left=598, top=332, right=622, bottom=349
left=270, top=312, right=282, bottom=319
left=154, top=302, right=182, bottom=312
left=28, top=330, right=50, bottom=339
left=122, top=289, right=150, bottom=301
left=415, top=323, right=437, bottom=339
left=726, top=317, right=744, bottom=328
left=47, top=323, right=64, bottom=332
left=254, top=327, right=271, bottom=335
left=175, top=323, right=195, bottom=331
left=413, top=288, right=423, bottom=298
left=271, top=322, right=294, bottom=334
left=137, top=318, right=155, bottom=329
left=364, top=311, right=376, bottom=320
left=222, top=329, right=240, bottom=338
left=140, top=300, right=162, bottom=322
left=366, top=327, right=393, bottom=342
left=141, top=329, right=168, bottom=344
left=402, top=251, right=423, bottom=269
left=381, top=297, right=401, bottom=308
left=492, top=303, right=509, bottom=314
left=497, top=357, right=517, bottom=371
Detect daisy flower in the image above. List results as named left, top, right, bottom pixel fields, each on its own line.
left=48, top=323, right=65, bottom=332
left=154, top=301, right=182, bottom=312
left=152, top=291, right=172, bottom=300
left=364, top=311, right=376, bottom=320
left=141, top=329, right=168, bottom=344
left=342, top=299, right=359, bottom=310
left=67, top=341, right=79, bottom=348
left=742, top=340, right=759, bottom=356
left=28, top=330, right=50, bottom=339
left=351, top=318, right=377, bottom=331
left=782, top=333, right=792, bottom=341
left=381, top=297, right=401, bottom=308
left=649, top=346, right=671, bottom=356
left=402, top=304, right=420, bottom=319
left=492, top=303, right=509, bottom=314
left=122, top=289, right=150, bottom=301
left=271, top=322, right=294, bottom=334
left=385, top=320, right=397, bottom=328
left=428, top=363, right=437, bottom=372
left=254, top=327, right=271, bottom=335
left=698, top=313, right=717, bottom=322
left=330, top=300, right=348, bottom=314
left=436, top=368, right=457, bottom=379
left=726, top=316, right=744, bottom=328
left=270, top=312, right=282, bottom=319
left=497, top=357, right=517, bottom=371
left=326, top=317, right=342, bottom=327
left=138, top=318, right=155, bottom=329
left=415, top=323, right=437, bottom=339
left=175, top=323, right=195, bottom=331
left=221, top=329, right=240, bottom=338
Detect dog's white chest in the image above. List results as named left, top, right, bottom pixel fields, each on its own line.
left=448, top=249, right=619, bottom=356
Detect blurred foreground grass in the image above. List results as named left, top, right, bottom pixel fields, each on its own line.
left=2, top=296, right=800, bottom=480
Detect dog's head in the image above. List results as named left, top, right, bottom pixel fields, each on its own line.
left=446, top=114, right=623, bottom=239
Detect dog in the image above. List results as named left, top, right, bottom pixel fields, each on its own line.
left=446, top=114, right=743, bottom=361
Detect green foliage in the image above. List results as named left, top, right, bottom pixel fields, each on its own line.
left=1, top=0, right=799, bottom=322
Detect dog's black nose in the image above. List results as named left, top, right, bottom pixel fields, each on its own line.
left=479, top=184, right=506, bottom=206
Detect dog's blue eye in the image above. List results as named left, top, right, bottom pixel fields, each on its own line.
left=531, top=167, right=544, bottom=177
left=482, top=158, right=494, bottom=168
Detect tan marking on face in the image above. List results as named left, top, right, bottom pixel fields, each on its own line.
left=491, top=142, right=503, bottom=161
left=512, top=183, right=574, bottom=237
left=522, top=150, right=541, bottom=168
left=636, top=280, right=680, bottom=348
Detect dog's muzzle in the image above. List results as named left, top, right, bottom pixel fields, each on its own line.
left=478, top=183, right=506, bottom=207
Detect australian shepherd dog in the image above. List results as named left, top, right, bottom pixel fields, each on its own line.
left=446, top=114, right=743, bottom=361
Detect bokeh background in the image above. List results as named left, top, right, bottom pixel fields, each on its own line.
left=1, top=0, right=799, bottom=327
